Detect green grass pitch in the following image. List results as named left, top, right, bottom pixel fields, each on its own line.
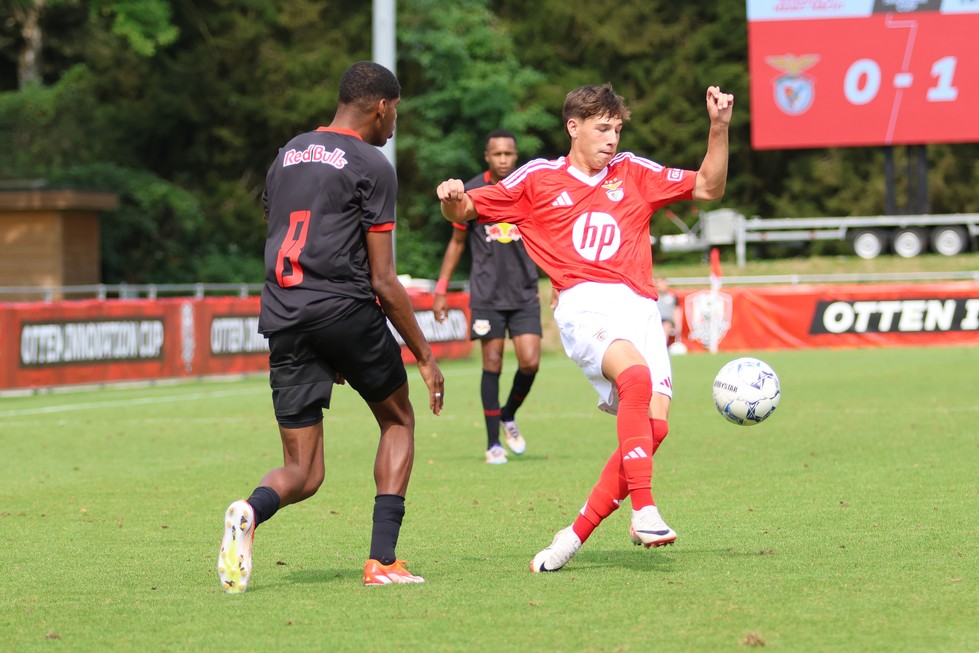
left=1, top=346, right=976, bottom=652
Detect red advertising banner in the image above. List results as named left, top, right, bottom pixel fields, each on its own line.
left=1, top=299, right=181, bottom=390
left=747, top=0, right=979, bottom=149
left=0, top=294, right=473, bottom=390
left=677, top=281, right=979, bottom=352
left=395, top=290, right=473, bottom=364
left=194, top=297, right=269, bottom=376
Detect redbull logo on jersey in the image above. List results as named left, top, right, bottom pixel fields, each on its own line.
left=483, top=222, right=522, bottom=243
left=282, top=145, right=348, bottom=169
left=572, top=212, right=621, bottom=262
left=602, top=178, right=624, bottom=202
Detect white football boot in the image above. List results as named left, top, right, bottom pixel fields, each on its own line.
left=629, top=505, right=677, bottom=548
left=530, top=527, right=582, bottom=573
left=501, top=419, right=526, bottom=455
left=217, top=500, right=255, bottom=593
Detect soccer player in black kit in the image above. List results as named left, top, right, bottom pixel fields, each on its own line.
left=217, top=61, right=444, bottom=591
left=432, top=130, right=542, bottom=465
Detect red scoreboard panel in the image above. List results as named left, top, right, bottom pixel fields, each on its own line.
left=747, top=0, right=979, bottom=150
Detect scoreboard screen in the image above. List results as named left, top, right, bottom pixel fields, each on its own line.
left=747, top=0, right=979, bottom=149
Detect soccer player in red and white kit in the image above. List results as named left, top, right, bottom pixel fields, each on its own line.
left=217, top=61, right=444, bottom=592
left=437, top=83, right=733, bottom=572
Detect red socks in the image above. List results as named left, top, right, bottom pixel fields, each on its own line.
left=616, top=365, right=654, bottom=511
left=572, top=366, right=658, bottom=542
left=651, top=418, right=669, bottom=455
left=572, top=450, right=628, bottom=541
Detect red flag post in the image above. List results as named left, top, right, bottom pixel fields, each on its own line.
left=708, top=248, right=722, bottom=353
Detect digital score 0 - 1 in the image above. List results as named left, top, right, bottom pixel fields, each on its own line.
left=747, top=0, right=979, bottom=150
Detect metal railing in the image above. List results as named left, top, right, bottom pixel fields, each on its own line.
left=0, top=283, right=263, bottom=302
left=665, top=270, right=979, bottom=287
left=0, top=272, right=975, bottom=303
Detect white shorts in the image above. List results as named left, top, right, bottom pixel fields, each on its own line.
left=553, top=282, right=672, bottom=414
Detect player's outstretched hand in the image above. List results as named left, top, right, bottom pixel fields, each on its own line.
left=706, top=86, right=734, bottom=125
left=437, top=179, right=469, bottom=223
left=436, top=178, right=466, bottom=202
left=417, top=357, right=444, bottom=416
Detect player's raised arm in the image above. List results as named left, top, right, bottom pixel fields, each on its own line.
left=693, top=86, right=734, bottom=202
left=437, top=179, right=477, bottom=223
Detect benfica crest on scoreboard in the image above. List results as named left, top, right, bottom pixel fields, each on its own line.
left=684, top=289, right=733, bottom=351
left=766, top=53, right=819, bottom=116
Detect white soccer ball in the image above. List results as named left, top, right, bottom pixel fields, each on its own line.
left=712, top=357, right=780, bottom=426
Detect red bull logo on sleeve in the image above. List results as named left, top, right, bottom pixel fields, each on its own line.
left=483, top=223, right=522, bottom=243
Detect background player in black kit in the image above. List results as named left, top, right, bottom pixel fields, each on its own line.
left=432, top=130, right=542, bottom=465
left=217, top=61, right=444, bottom=591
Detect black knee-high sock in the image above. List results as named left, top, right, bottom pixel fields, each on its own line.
left=501, top=369, right=536, bottom=422
left=481, top=370, right=501, bottom=449
left=369, top=494, right=406, bottom=565
left=246, top=486, right=281, bottom=527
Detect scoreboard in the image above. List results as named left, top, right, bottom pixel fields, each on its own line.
left=747, top=0, right=979, bottom=149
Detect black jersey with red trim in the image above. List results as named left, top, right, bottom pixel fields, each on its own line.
left=455, top=171, right=539, bottom=310
left=259, top=127, right=397, bottom=334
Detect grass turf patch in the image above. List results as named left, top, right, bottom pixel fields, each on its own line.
left=0, top=346, right=976, bottom=652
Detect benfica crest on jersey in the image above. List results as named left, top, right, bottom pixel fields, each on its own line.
left=602, top=178, right=624, bottom=202
left=683, top=289, right=732, bottom=350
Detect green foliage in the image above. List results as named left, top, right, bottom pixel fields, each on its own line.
left=396, top=0, right=553, bottom=278
left=0, top=65, right=113, bottom=176
left=51, top=163, right=210, bottom=283
left=89, top=0, right=180, bottom=56
left=1, top=0, right=979, bottom=283
left=493, top=0, right=750, bottom=230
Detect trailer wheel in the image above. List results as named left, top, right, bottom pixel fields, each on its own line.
left=930, top=226, right=967, bottom=256
left=893, top=228, right=927, bottom=258
left=852, top=229, right=885, bottom=259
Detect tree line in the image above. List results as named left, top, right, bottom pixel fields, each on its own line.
left=1, top=0, right=977, bottom=284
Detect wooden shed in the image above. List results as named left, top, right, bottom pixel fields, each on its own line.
left=0, top=188, right=118, bottom=300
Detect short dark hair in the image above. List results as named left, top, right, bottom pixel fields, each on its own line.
left=338, top=61, right=401, bottom=110
left=562, top=84, right=631, bottom=127
left=485, top=129, right=517, bottom=147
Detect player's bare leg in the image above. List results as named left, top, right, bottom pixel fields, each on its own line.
left=368, top=382, right=415, bottom=496
left=218, top=423, right=324, bottom=593
left=262, top=423, right=326, bottom=505
left=363, top=382, right=424, bottom=584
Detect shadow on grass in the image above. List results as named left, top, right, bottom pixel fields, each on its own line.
left=244, top=567, right=359, bottom=591
left=568, top=546, right=678, bottom=572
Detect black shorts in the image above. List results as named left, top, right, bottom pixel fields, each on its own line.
left=267, top=301, right=408, bottom=428
left=470, top=304, right=542, bottom=340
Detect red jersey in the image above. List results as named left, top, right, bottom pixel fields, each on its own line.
left=468, top=152, right=695, bottom=299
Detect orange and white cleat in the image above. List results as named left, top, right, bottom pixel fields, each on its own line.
left=217, top=500, right=255, bottom=593
left=363, top=559, right=425, bottom=586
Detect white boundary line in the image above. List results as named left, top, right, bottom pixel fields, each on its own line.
left=0, top=358, right=580, bottom=420
left=0, top=386, right=267, bottom=418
